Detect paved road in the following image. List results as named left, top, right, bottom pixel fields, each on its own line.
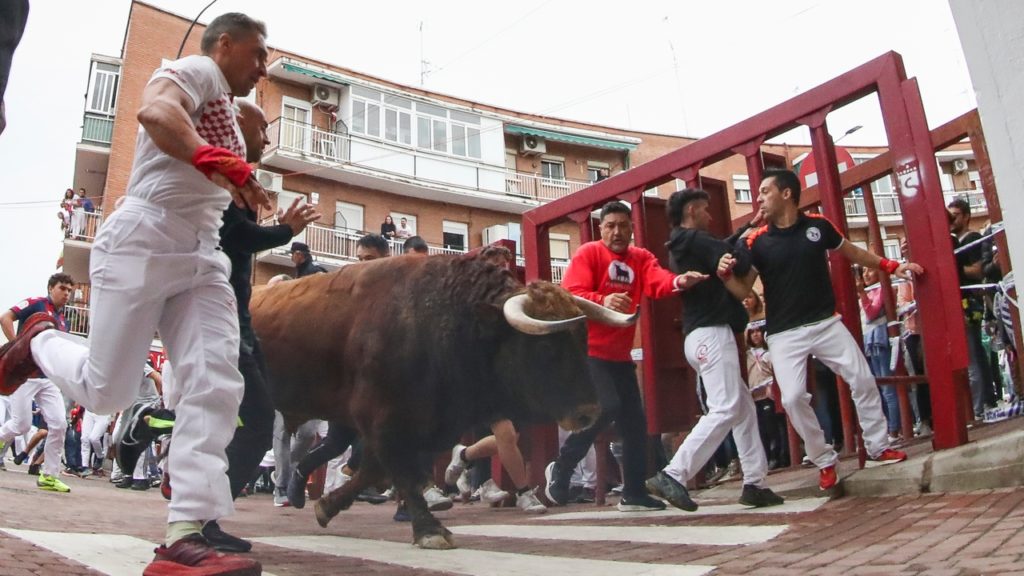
left=2, top=465, right=1024, bottom=575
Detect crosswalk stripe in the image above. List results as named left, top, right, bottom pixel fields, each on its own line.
left=1, top=528, right=281, bottom=576
left=253, top=535, right=715, bottom=576
left=535, top=496, right=829, bottom=522
left=449, top=523, right=787, bottom=546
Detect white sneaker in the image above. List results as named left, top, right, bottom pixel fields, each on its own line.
left=273, top=490, right=291, bottom=508
left=455, top=469, right=472, bottom=502
left=516, top=488, right=547, bottom=513
left=445, top=444, right=467, bottom=486
left=480, top=479, right=509, bottom=504
left=423, top=485, right=453, bottom=511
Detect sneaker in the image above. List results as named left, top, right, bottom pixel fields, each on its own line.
left=575, top=486, right=596, bottom=504
left=916, top=422, right=933, bottom=437
left=819, top=465, right=838, bottom=490
left=887, top=433, right=905, bottom=447
left=26, top=463, right=40, bottom=476
left=617, top=493, right=667, bottom=512
left=287, top=469, right=307, bottom=509
left=801, top=455, right=815, bottom=468
left=150, top=476, right=162, bottom=488
left=13, top=451, right=28, bottom=465
left=738, top=484, right=784, bottom=508
left=702, top=464, right=728, bottom=486
left=355, top=488, right=388, bottom=505
left=143, top=533, right=260, bottom=576
left=423, top=485, right=453, bottom=511
left=0, top=312, right=55, bottom=395
left=202, top=520, right=252, bottom=554
left=516, top=488, right=547, bottom=513
left=645, top=471, right=697, bottom=512
left=393, top=502, right=411, bottom=522
left=160, top=471, right=172, bottom=501
left=37, top=473, right=71, bottom=493
left=109, top=470, right=125, bottom=485
left=543, top=461, right=570, bottom=506
left=444, top=444, right=467, bottom=486
left=869, top=448, right=907, bottom=466
left=479, top=478, right=510, bottom=504
left=273, top=489, right=291, bottom=508
left=723, top=459, right=742, bottom=481
left=131, top=479, right=151, bottom=491
left=115, top=476, right=134, bottom=489
left=455, top=469, right=472, bottom=502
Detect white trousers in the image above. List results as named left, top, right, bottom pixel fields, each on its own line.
left=31, top=198, right=243, bottom=523
left=766, top=315, right=890, bottom=467
left=664, top=326, right=767, bottom=487
left=80, top=410, right=111, bottom=469
left=0, top=378, right=66, bottom=477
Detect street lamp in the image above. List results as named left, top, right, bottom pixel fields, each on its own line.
left=834, top=124, right=863, bottom=144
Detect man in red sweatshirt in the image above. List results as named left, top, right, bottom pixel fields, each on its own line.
left=545, top=201, right=707, bottom=511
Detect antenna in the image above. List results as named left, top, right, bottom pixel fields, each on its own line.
left=419, top=21, right=432, bottom=86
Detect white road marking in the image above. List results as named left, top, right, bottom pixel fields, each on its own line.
left=1, top=528, right=280, bottom=576
left=449, top=523, right=786, bottom=546
left=253, top=534, right=715, bottom=576
left=536, top=496, right=829, bottom=522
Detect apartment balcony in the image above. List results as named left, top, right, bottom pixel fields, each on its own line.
left=64, top=304, right=91, bottom=337
left=82, top=113, right=115, bottom=146
left=842, top=189, right=987, bottom=227
left=261, top=118, right=591, bottom=214
left=62, top=210, right=104, bottom=281
left=256, top=221, right=568, bottom=282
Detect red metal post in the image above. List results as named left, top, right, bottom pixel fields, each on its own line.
left=733, top=137, right=767, bottom=206
left=568, top=209, right=593, bottom=244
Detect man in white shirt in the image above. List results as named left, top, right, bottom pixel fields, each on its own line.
left=0, top=12, right=271, bottom=576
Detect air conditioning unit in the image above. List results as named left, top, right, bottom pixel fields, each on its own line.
left=482, top=224, right=509, bottom=245
left=255, top=169, right=283, bottom=193
left=953, top=158, right=969, bottom=173
left=520, top=134, right=546, bottom=156
left=311, top=84, right=340, bottom=109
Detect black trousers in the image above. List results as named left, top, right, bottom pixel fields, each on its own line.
left=555, top=357, right=649, bottom=498
left=225, top=337, right=276, bottom=499
left=0, top=0, right=30, bottom=103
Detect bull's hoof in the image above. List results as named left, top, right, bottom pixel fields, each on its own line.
left=414, top=533, right=457, bottom=550
left=315, top=500, right=335, bottom=528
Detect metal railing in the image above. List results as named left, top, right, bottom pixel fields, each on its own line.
left=843, top=188, right=988, bottom=217
left=82, top=113, right=114, bottom=145
left=67, top=209, right=104, bottom=241
left=64, top=304, right=90, bottom=337
left=265, top=117, right=589, bottom=203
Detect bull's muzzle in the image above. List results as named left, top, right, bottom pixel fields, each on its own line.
left=558, top=403, right=601, bottom=432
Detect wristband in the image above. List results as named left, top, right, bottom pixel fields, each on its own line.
left=192, top=145, right=252, bottom=187
left=879, top=257, right=900, bottom=275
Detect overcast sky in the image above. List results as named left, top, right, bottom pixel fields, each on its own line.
left=0, top=0, right=974, bottom=324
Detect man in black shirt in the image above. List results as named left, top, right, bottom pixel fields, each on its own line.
left=290, top=242, right=327, bottom=277
left=646, top=189, right=783, bottom=512
left=719, top=169, right=923, bottom=491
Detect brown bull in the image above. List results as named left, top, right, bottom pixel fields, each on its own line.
left=250, top=251, right=634, bottom=549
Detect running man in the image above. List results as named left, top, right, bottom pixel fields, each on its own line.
left=0, top=13, right=270, bottom=576
left=719, top=168, right=922, bottom=490
left=0, top=273, right=73, bottom=493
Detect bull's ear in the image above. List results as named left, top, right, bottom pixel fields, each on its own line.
left=475, top=302, right=506, bottom=337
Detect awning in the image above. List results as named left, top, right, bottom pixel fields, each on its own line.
left=281, top=62, right=348, bottom=85
left=505, top=125, right=637, bottom=152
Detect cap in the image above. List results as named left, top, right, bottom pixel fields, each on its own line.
left=288, top=241, right=311, bottom=254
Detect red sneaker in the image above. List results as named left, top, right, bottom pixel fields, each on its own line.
left=143, top=534, right=260, bottom=576
left=819, top=465, right=838, bottom=490
left=870, top=448, right=908, bottom=465
left=0, top=312, right=55, bottom=395
left=161, top=471, right=172, bottom=501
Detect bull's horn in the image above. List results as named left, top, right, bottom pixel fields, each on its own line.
left=572, top=296, right=639, bottom=327
left=502, top=294, right=585, bottom=335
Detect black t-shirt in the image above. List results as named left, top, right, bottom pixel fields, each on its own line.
left=738, top=213, right=845, bottom=335
left=666, top=226, right=750, bottom=334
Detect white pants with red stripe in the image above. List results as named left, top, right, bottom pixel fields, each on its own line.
left=766, top=315, right=890, bottom=468
left=0, top=378, right=66, bottom=477
left=663, top=325, right=767, bottom=487
left=31, top=198, right=243, bottom=523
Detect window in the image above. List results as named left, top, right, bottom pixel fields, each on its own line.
left=277, top=191, right=308, bottom=244
left=351, top=86, right=382, bottom=138
left=870, top=174, right=894, bottom=197
left=442, top=221, right=468, bottom=251
left=86, top=62, right=120, bottom=115
left=335, top=201, right=364, bottom=232
left=281, top=98, right=312, bottom=152
left=883, top=241, right=901, bottom=261
left=733, top=176, right=751, bottom=203
left=550, top=233, right=570, bottom=261
left=587, top=162, right=610, bottom=183
left=587, top=168, right=602, bottom=183
left=541, top=160, right=565, bottom=182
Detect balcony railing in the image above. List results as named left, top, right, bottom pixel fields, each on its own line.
left=265, top=118, right=590, bottom=204
left=67, top=209, right=104, bottom=241
left=64, top=304, right=90, bottom=337
left=82, top=113, right=114, bottom=146
left=843, top=189, right=987, bottom=218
